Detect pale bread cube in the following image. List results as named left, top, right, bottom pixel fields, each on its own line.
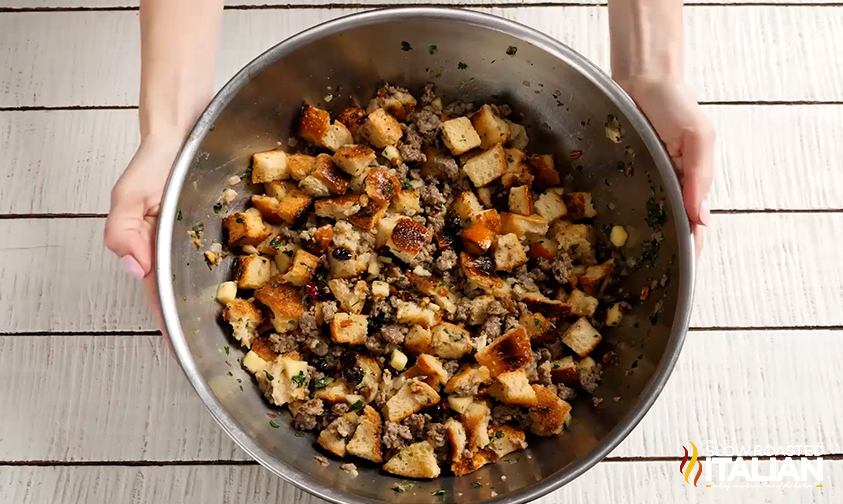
left=534, top=188, right=568, bottom=223
left=314, top=379, right=352, bottom=403
left=462, top=143, right=506, bottom=187
left=361, top=108, right=403, bottom=148
left=451, top=191, right=483, bottom=221
left=474, top=326, right=532, bottom=377
left=317, top=412, right=359, bottom=457
left=441, top=116, right=482, bottom=155
left=330, top=312, right=368, bottom=345
left=476, top=186, right=494, bottom=207
left=383, top=441, right=440, bottom=479
left=462, top=400, right=491, bottom=452
left=431, top=322, right=472, bottom=359
left=566, top=288, right=599, bottom=317
left=554, top=223, right=597, bottom=265
left=224, top=212, right=270, bottom=247
left=235, top=255, right=272, bottom=289
left=282, top=249, right=321, bottom=287
left=444, top=364, right=492, bottom=395
left=404, top=325, right=433, bottom=354
left=395, top=300, right=439, bottom=328
left=382, top=381, right=440, bottom=423
left=332, top=144, right=376, bottom=177
left=493, top=233, right=528, bottom=271
left=445, top=418, right=467, bottom=462
left=520, top=312, right=555, bottom=341
left=509, top=185, right=533, bottom=215
left=346, top=406, right=383, bottom=463
left=391, top=189, right=421, bottom=216
left=471, top=104, right=511, bottom=149
left=314, top=193, right=362, bottom=220
left=489, top=369, right=538, bottom=407
left=328, top=279, right=369, bottom=315
left=222, top=298, right=263, bottom=347
left=321, top=122, right=354, bottom=152
left=562, top=317, right=603, bottom=357
left=251, top=150, right=289, bottom=184
left=486, top=424, right=528, bottom=459
left=562, top=192, right=598, bottom=220
left=500, top=213, right=549, bottom=238
left=528, top=385, right=572, bottom=436
left=402, top=354, right=449, bottom=388
left=272, top=243, right=298, bottom=274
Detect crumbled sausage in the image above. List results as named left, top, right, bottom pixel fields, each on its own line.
left=321, top=300, right=338, bottom=323
left=399, top=124, right=427, bottom=164
left=383, top=421, right=413, bottom=451
left=293, top=399, right=324, bottom=431
left=434, top=249, right=458, bottom=273
left=552, top=253, right=575, bottom=284
left=425, top=423, right=448, bottom=448
left=381, top=325, right=405, bottom=345
left=269, top=332, right=298, bottom=354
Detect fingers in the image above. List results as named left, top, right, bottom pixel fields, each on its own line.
left=692, top=223, right=706, bottom=263
left=104, top=196, right=155, bottom=276
left=680, top=121, right=716, bottom=227
left=143, top=273, right=171, bottom=352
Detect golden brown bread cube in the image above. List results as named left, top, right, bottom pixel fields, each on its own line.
left=305, top=153, right=350, bottom=196
left=562, top=317, right=603, bottom=357
left=361, top=108, right=403, bottom=148
left=254, top=280, right=305, bottom=333
left=368, top=85, right=417, bottom=122
left=387, top=217, right=432, bottom=263
left=348, top=200, right=389, bottom=231
left=317, top=411, right=359, bottom=457
left=402, top=353, right=450, bottom=388
left=489, top=369, right=538, bottom=407
left=404, top=325, right=433, bottom=354
left=383, top=441, right=440, bottom=479
left=461, top=224, right=495, bottom=255
left=224, top=212, right=271, bottom=247
left=391, top=189, right=421, bottom=216
left=565, top=288, right=599, bottom=317
left=579, top=260, right=614, bottom=296
left=332, top=144, right=376, bottom=177
left=471, top=104, right=511, bottom=149
left=441, top=116, right=482, bottom=155
left=234, top=255, right=272, bottom=290
left=527, top=237, right=558, bottom=260
left=493, top=233, right=528, bottom=271
left=281, top=249, right=321, bottom=287
left=508, top=185, right=533, bottom=216
left=521, top=291, right=571, bottom=319
left=328, top=278, right=369, bottom=315
left=451, top=191, right=484, bottom=221
left=445, top=364, right=492, bottom=395
left=251, top=191, right=314, bottom=226
left=329, top=312, right=368, bottom=345
left=452, top=450, right=494, bottom=477
left=549, top=356, right=579, bottom=385
left=462, top=400, right=492, bottom=452
left=223, top=298, right=263, bottom=347
left=336, top=105, right=368, bottom=139
left=474, top=326, right=532, bottom=377
left=526, top=154, right=559, bottom=188
left=460, top=253, right=508, bottom=297
left=462, top=143, right=507, bottom=187
left=296, top=105, right=330, bottom=146
left=346, top=406, right=384, bottom=463
left=286, top=153, right=318, bottom=181
left=356, top=353, right=382, bottom=403
left=445, top=418, right=467, bottom=463
left=431, top=322, right=473, bottom=359
left=554, top=223, right=597, bottom=265
left=476, top=186, right=494, bottom=207
left=486, top=424, right=528, bottom=459
left=314, top=193, right=362, bottom=220
left=248, top=336, right=279, bottom=363
left=395, top=300, right=440, bottom=328
left=534, top=188, right=568, bottom=223
left=502, top=148, right=534, bottom=189
left=500, top=212, right=549, bottom=238
left=562, top=192, right=598, bottom=221
left=520, top=312, right=555, bottom=341
left=471, top=208, right=502, bottom=234
left=301, top=224, right=333, bottom=256
left=364, top=167, right=401, bottom=204
left=251, top=150, right=289, bottom=184
left=528, top=385, right=572, bottom=436
left=314, top=378, right=352, bottom=404
left=382, top=381, right=440, bottom=423
left=505, top=119, right=529, bottom=150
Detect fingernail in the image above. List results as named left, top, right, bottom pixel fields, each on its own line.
left=699, top=199, right=711, bottom=227
left=120, top=255, right=145, bottom=280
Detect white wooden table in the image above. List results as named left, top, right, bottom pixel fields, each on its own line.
left=1, top=0, right=841, bottom=502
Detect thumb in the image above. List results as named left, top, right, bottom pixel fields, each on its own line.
left=680, top=123, right=716, bottom=227
left=104, top=201, right=155, bottom=277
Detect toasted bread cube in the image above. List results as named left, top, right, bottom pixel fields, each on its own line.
left=487, top=425, right=528, bottom=459
left=448, top=396, right=474, bottom=415
left=555, top=223, right=597, bottom=265
left=562, top=317, right=603, bottom=357
left=279, top=249, right=319, bottom=287
left=315, top=378, right=352, bottom=403
left=301, top=224, right=333, bottom=257
left=579, top=260, right=614, bottom=296
left=500, top=213, right=549, bottom=238
left=223, top=298, right=263, bottom=347
left=336, top=105, right=368, bottom=138
left=314, top=193, right=362, bottom=220
left=361, top=108, right=403, bottom=148
left=317, top=412, right=359, bottom=457
left=451, top=191, right=483, bottom=221
left=348, top=200, right=389, bottom=231
left=526, top=154, right=559, bottom=188
left=520, top=312, right=555, bottom=341
left=224, top=212, right=271, bottom=247
left=251, top=150, right=289, bottom=184
left=364, top=167, right=401, bottom=204
left=502, top=148, right=534, bottom=188
left=251, top=191, right=313, bottom=226
left=489, top=369, right=538, bottom=407
left=395, top=300, right=439, bottom=328
left=298, top=177, right=330, bottom=198
left=387, top=218, right=431, bottom=263
left=235, top=255, right=272, bottom=289
left=285, top=154, right=317, bottom=181
left=452, top=450, right=493, bottom=476
left=566, top=289, right=599, bottom=317
left=332, top=144, right=376, bottom=177
left=254, top=280, right=305, bottom=333
left=461, top=224, right=495, bottom=255
left=441, top=116, right=482, bottom=155
left=471, top=104, right=511, bottom=149
left=562, top=192, right=598, bottom=220
left=550, top=356, right=579, bottom=385
left=404, top=325, right=433, bottom=354
left=431, top=323, right=472, bottom=359
left=534, top=188, right=568, bottom=223
left=467, top=295, right=498, bottom=326
left=606, top=302, right=624, bottom=327
left=272, top=243, right=298, bottom=274
left=309, top=153, right=350, bottom=195
left=402, top=354, right=449, bottom=388
left=328, top=279, right=369, bottom=315
left=528, top=385, right=572, bottom=436
left=509, top=185, right=533, bottom=216
left=475, top=326, right=532, bottom=377
left=391, top=189, right=421, bottom=216
left=383, top=381, right=440, bottom=423
left=463, top=143, right=506, bottom=187
left=527, top=237, right=558, bottom=260
left=356, top=354, right=382, bottom=403
left=329, top=251, right=371, bottom=280
left=368, top=85, right=417, bottom=122
left=330, top=312, right=368, bottom=345
left=297, top=105, right=330, bottom=146
left=322, top=122, right=354, bottom=152
left=250, top=336, right=279, bottom=363
left=445, top=418, right=467, bottom=462
left=471, top=208, right=501, bottom=233
left=476, top=186, right=494, bottom=207
left=383, top=441, right=440, bottom=479
left=445, top=364, right=492, bottom=396
left=462, top=400, right=491, bottom=452
left=506, top=119, right=529, bottom=150
left=461, top=253, right=508, bottom=297
left=346, top=406, right=383, bottom=463
left=521, top=291, right=571, bottom=319
left=493, top=233, right=528, bottom=271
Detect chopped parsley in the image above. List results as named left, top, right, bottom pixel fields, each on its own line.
left=432, top=490, right=447, bottom=496
left=351, top=400, right=364, bottom=411
left=427, top=45, right=438, bottom=55
left=315, top=377, right=329, bottom=389
left=269, top=420, right=280, bottom=429
left=533, top=317, right=542, bottom=327
left=265, top=370, right=274, bottom=381
left=176, top=210, right=183, bottom=221
left=393, top=482, right=415, bottom=492
left=213, top=202, right=223, bottom=214
left=223, top=346, right=230, bottom=355
left=242, top=167, right=252, bottom=179
left=645, top=196, right=666, bottom=229
left=191, top=223, right=204, bottom=234
left=402, top=180, right=412, bottom=190
left=491, top=430, right=505, bottom=440
left=282, top=249, right=294, bottom=257
left=235, top=216, right=245, bottom=224
left=204, top=255, right=214, bottom=270
left=506, top=45, right=518, bottom=56
left=291, top=370, right=307, bottom=388
left=640, top=237, right=663, bottom=268
left=472, top=482, right=483, bottom=488
left=400, top=41, right=412, bottom=51
left=270, top=237, right=282, bottom=250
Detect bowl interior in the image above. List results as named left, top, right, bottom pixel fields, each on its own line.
left=160, top=9, right=691, bottom=504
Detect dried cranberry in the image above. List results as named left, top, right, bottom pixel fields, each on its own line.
left=311, top=355, right=331, bottom=373
left=305, top=282, right=321, bottom=299
left=340, top=350, right=363, bottom=385
left=474, top=256, right=495, bottom=276
left=332, top=247, right=352, bottom=261
left=426, top=399, right=450, bottom=423
left=444, top=213, right=462, bottom=231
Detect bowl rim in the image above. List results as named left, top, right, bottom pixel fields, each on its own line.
left=156, top=7, right=695, bottom=504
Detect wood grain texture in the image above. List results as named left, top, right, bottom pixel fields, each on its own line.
left=2, top=7, right=842, bottom=108
left=1, top=214, right=840, bottom=333
left=0, top=461, right=836, bottom=504
left=4, top=106, right=841, bottom=215
left=1, top=330, right=841, bottom=461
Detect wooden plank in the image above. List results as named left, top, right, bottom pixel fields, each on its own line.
left=0, top=461, right=837, bottom=504
left=1, top=331, right=841, bottom=461
left=1, top=7, right=842, bottom=108
left=1, top=214, right=839, bottom=333
left=3, top=105, right=842, bottom=215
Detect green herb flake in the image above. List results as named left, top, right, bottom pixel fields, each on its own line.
left=491, top=430, right=505, bottom=440
left=291, top=370, right=307, bottom=388
left=242, top=167, right=252, bottom=179
left=213, top=202, right=223, bottom=214
left=400, top=41, right=412, bottom=51
left=432, top=490, right=447, bottom=497
left=295, top=431, right=305, bottom=437
left=224, top=346, right=230, bottom=355
left=235, top=216, right=245, bottom=224
left=192, top=222, right=204, bottom=234
left=427, top=45, right=438, bottom=55
left=533, top=317, right=541, bottom=327
left=265, top=370, right=275, bottom=381
left=315, top=377, right=329, bottom=389
left=176, top=210, right=183, bottom=221
left=645, top=197, right=666, bottom=229
left=457, top=62, right=468, bottom=70
left=351, top=400, right=364, bottom=411
left=237, top=378, right=242, bottom=383
left=394, top=481, right=415, bottom=492
left=227, top=371, right=233, bottom=376
left=270, top=237, right=282, bottom=250
left=472, top=482, right=483, bottom=488
left=640, top=238, right=663, bottom=267
left=506, top=45, right=518, bottom=56
left=402, top=180, right=412, bottom=190
left=239, top=385, right=244, bottom=391
left=204, top=255, right=213, bottom=270
left=282, top=249, right=294, bottom=257
left=269, top=420, right=280, bottom=429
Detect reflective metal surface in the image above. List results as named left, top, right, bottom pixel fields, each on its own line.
left=156, top=8, right=694, bottom=504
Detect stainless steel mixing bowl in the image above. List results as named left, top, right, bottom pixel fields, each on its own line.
left=156, top=7, right=694, bottom=504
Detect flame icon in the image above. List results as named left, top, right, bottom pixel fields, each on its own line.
left=680, top=441, right=703, bottom=487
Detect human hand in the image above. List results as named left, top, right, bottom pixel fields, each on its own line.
left=618, top=77, right=715, bottom=259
